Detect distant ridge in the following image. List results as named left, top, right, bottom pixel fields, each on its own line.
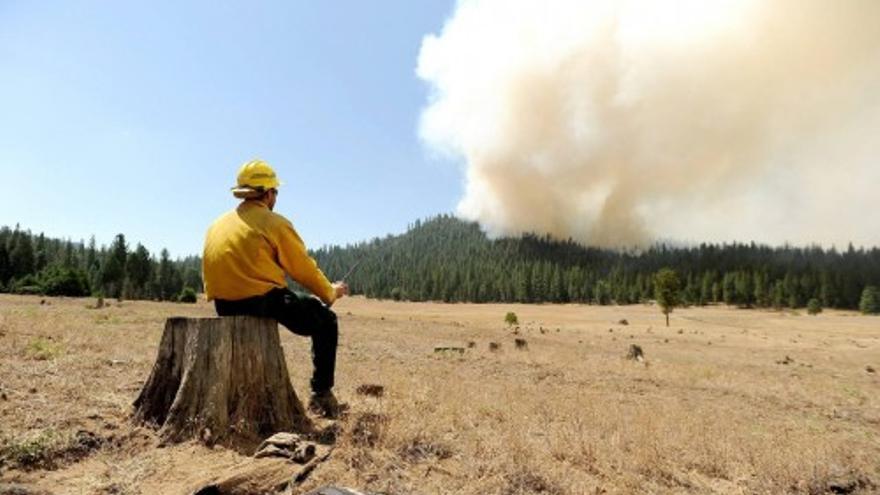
left=313, top=215, right=880, bottom=310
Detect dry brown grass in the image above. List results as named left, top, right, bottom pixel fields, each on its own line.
left=1, top=294, right=878, bottom=494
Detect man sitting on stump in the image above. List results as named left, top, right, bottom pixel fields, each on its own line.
left=203, top=159, right=349, bottom=418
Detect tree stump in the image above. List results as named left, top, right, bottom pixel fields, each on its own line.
left=133, top=316, right=312, bottom=453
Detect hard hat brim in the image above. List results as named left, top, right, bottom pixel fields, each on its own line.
left=232, top=189, right=262, bottom=199
left=231, top=182, right=283, bottom=199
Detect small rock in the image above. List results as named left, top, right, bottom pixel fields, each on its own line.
left=28, top=387, right=37, bottom=394
left=867, top=366, right=876, bottom=374
left=618, top=319, right=629, bottom=326
left=254, top=432, right=316, bottom=463
left=514, top=338, right=528, bottom=350
left=489, top=342, right=501, bottom=351
left=256, top=432, right=302, bottom=452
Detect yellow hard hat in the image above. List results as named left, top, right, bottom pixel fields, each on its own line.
left=231, top=159, right=282, bottom=197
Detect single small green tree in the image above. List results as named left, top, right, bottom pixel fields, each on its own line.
left=860, top=286, right=880, bottom=315
left=654, top=268, right=681, bottom=327
left=806, top=298, right=822, bottom=315
left=504, top=311, right=518, bottom=326
left=178, top=286, right=197, bottom=304
left=390, top=287, right=402, bottom=301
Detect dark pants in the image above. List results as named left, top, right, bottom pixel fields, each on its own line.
left=215, top=287, right=338, bottom=394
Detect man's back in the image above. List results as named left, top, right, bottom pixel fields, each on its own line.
left=203, top=200, right=334, bottom=303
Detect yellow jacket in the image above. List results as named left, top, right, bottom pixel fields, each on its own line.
left=202, top=201, right=336, bottom=304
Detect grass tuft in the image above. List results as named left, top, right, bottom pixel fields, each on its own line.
left=25, top=337, right=63, bottom=360
left=1, top=430, right=60, bottom=470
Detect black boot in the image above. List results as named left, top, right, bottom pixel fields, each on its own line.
left=308, top=390, right=348, bottom=418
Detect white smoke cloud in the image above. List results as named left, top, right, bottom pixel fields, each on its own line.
left=417, top=0, right=880, bottom=247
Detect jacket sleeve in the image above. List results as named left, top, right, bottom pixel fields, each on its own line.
left=274, top=218, right=337, bottom=305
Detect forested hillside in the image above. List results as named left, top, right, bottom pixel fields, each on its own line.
left=314, top=215, right=880, bottom=310
left=0, top=225, right=200, bottom=301
left=4, top=216, right=879, bottom=311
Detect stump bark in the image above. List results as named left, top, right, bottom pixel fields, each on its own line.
left=133, top=316, right=312, bottom=453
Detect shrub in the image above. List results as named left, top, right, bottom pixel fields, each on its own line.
left=806, top=298, right=822, bottom=315
left=11, top=274, right=42, bottom=295
left=177, top=286, right=198, bottom=303
left=7, top=267, right=90, bottom=297
left=0, top=430, right=58, bottom=470
left=0, top=429, right=99, bottom=471
left=15, top=285, right=43, bottom=295
left=504, top=311, right=518, bottom=326
left=390, top=287, right=403, bottom=301
left=39, top=266, right=90, bottom=297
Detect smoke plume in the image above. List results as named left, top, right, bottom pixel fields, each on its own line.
left=417, top=0, right=880, bottom=247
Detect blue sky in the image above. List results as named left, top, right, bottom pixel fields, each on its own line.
left=0, top=1, right=459, bottom=257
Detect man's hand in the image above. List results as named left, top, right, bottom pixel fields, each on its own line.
left=332, top=281, right=349, bottom=301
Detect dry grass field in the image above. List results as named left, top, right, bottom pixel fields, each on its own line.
left=1, top=293, right=879, bottom=494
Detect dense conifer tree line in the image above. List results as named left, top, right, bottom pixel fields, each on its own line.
left=0, top=225, right=201, bottom=301
left=4, top=216, right=879, bottom=312
left=313, top=215, right=880, bottom=310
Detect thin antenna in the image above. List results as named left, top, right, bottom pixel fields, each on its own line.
left=341, top=259, right=363, bottom=282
